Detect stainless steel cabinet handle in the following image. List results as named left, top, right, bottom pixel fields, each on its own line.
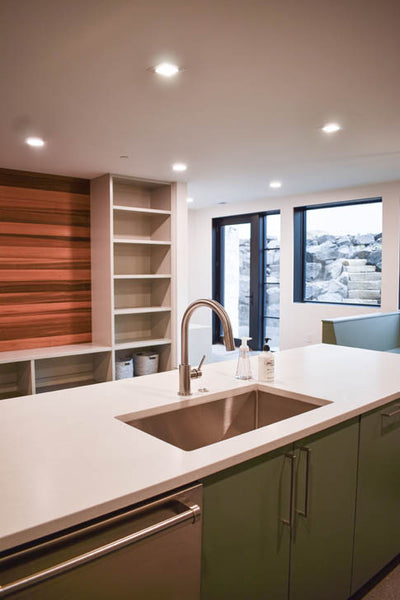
left=381, top=405, right=400, bottom=418
left=0, top=501, right=201, bottom=597
left=296, top=446, right=311, bottom=518
left=281, top=452, right=296, bottom=530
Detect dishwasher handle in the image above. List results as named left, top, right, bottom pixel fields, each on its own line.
left=0, top=500, right=201, bottom=598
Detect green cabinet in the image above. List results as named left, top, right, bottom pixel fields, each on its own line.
left=201, top=445, right=292, bottom=600
left=351, top=399, right=400, bottom=593
left=290, top=420, right=359, bottom=600
left=201, top=419, right=359, bottom=600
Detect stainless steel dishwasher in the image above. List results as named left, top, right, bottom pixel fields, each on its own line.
left=0, top=484, right=202, bottom=599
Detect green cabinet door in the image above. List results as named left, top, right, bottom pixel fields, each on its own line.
left=351, top=399, right=400, bottom=593
left=201, top=445, right=292, bottom=600
left=290, top=419, right=359, bottom=600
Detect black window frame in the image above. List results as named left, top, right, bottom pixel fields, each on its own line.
left=293, top=197, right=382, bottom=307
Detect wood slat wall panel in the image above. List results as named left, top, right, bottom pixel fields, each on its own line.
left=0, top=168, right=90, bottom=194
left=0, top=182, right=91, bottom=351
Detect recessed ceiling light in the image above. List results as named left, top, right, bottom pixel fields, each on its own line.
left=172, top=162, right=187, bottom=172
left=25, top=136, right=45, bottom=147
left=154, top=63, right=180, bottom=77
left=186, top=197, right=194, bottom=203
left=269, top=180, right=282, bottom=189
left=322, top=122, right=342, bottom=133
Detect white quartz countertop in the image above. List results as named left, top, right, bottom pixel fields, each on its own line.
left=1, top=344, right=400, bottom=553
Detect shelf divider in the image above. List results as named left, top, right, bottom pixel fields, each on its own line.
left=114, top=307, right=171, bottom=315
left=113, top=205, right=171, bottom=216
left=114, top=338, right=172, bottom=351
left=113, top=274, right=172, bottom=280
left=113, top=237, right=172, bottom=245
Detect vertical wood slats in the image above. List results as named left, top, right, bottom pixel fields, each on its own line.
left=0, top=184, right=91, bottom=351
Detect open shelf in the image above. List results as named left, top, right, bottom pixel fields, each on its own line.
left=114, top=243, right=171, bottom=276
left=115, top=343, right=171, bottom=375
left=114, top=311, right=171, bottom=346
left=113, top=210, right=171, bottom=242
left=0, top=361, right=32, bottom=400
left=112, top=178, right=171, bottom=211
left=114, top=277, right=171, bottom=310
left=35, top=352, right=112, bottom=394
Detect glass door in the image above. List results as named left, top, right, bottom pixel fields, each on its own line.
left=221, top=221, right=251, bottom=340
left=213, top=211, right=280, bottom=350
left=213, top=214, right=260, bottom=348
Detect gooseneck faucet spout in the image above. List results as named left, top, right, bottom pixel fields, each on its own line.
left=178, top=299, right=235, bottom=396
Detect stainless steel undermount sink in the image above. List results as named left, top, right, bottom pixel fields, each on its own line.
left=118, top=388, right=327, bottom=451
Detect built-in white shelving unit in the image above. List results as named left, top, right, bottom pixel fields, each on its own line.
left=0, top=173, right=185, bottom=400
left=91, top=173, right=178, bottom=379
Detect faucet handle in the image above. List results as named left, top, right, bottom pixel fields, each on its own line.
left=191, top=355, right=206, bottom=379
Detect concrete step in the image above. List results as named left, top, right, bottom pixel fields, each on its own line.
left=348, top=298, right=380, bottom=305
left=348, top=280, right=381, bottom=290
left=348, top=289, right=381, bottom=299
left=344, top=265, right=376, bottom=273
left=349, top=272, right=381, bottom=281
left=342, top=259, right=368, bottom=266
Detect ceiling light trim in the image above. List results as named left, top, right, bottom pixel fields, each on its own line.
left=322, top=122, right=342, bottom=134
left=25, top=137, right=45, bottom=147
left=154, top=62, right=180, bottom=77
left=172, top=162, right=187, bottom=172
left=269, top=180, right=282, bottom=189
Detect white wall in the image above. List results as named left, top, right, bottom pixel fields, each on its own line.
left=188, top=180, right=400, bottom=350
left=172, top=182, right=188, bottom=366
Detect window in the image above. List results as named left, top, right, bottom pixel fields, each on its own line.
left=213, top=211, right=280, bottom=350
left=294, top=198, right=382, bottom=306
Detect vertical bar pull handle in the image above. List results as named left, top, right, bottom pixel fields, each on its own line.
left=281, top=453, right=296, bottom=530
left=296, top=446, right=311, bottom=518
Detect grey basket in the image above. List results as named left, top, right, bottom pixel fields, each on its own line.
left=134, top=351, right=159, bottom=376
left=115, top=358, right=134, bottom=379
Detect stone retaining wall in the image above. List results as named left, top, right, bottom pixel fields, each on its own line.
left=305, top=232, right=382, bottom=304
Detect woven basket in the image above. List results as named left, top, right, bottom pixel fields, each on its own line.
left=134, top=351, right=159, bottom=376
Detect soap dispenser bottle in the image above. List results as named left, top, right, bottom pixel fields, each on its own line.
left=258, top=337, right=275, bottom=382
left=235, top=337, right=252, bottom=380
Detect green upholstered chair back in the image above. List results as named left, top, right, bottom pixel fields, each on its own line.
left=322, top=312, right=400, bottom=351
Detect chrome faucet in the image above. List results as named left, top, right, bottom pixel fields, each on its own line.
left=178, top=299, right=235, bottom=396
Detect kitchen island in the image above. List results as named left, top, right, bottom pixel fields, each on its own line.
left=0, top=343, right=399, bottom=599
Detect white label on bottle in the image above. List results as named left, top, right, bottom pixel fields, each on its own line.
left=259, top=354, right=274, bottom=381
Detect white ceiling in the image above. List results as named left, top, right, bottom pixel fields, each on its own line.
left=1, top=0, right=399, bottom=207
